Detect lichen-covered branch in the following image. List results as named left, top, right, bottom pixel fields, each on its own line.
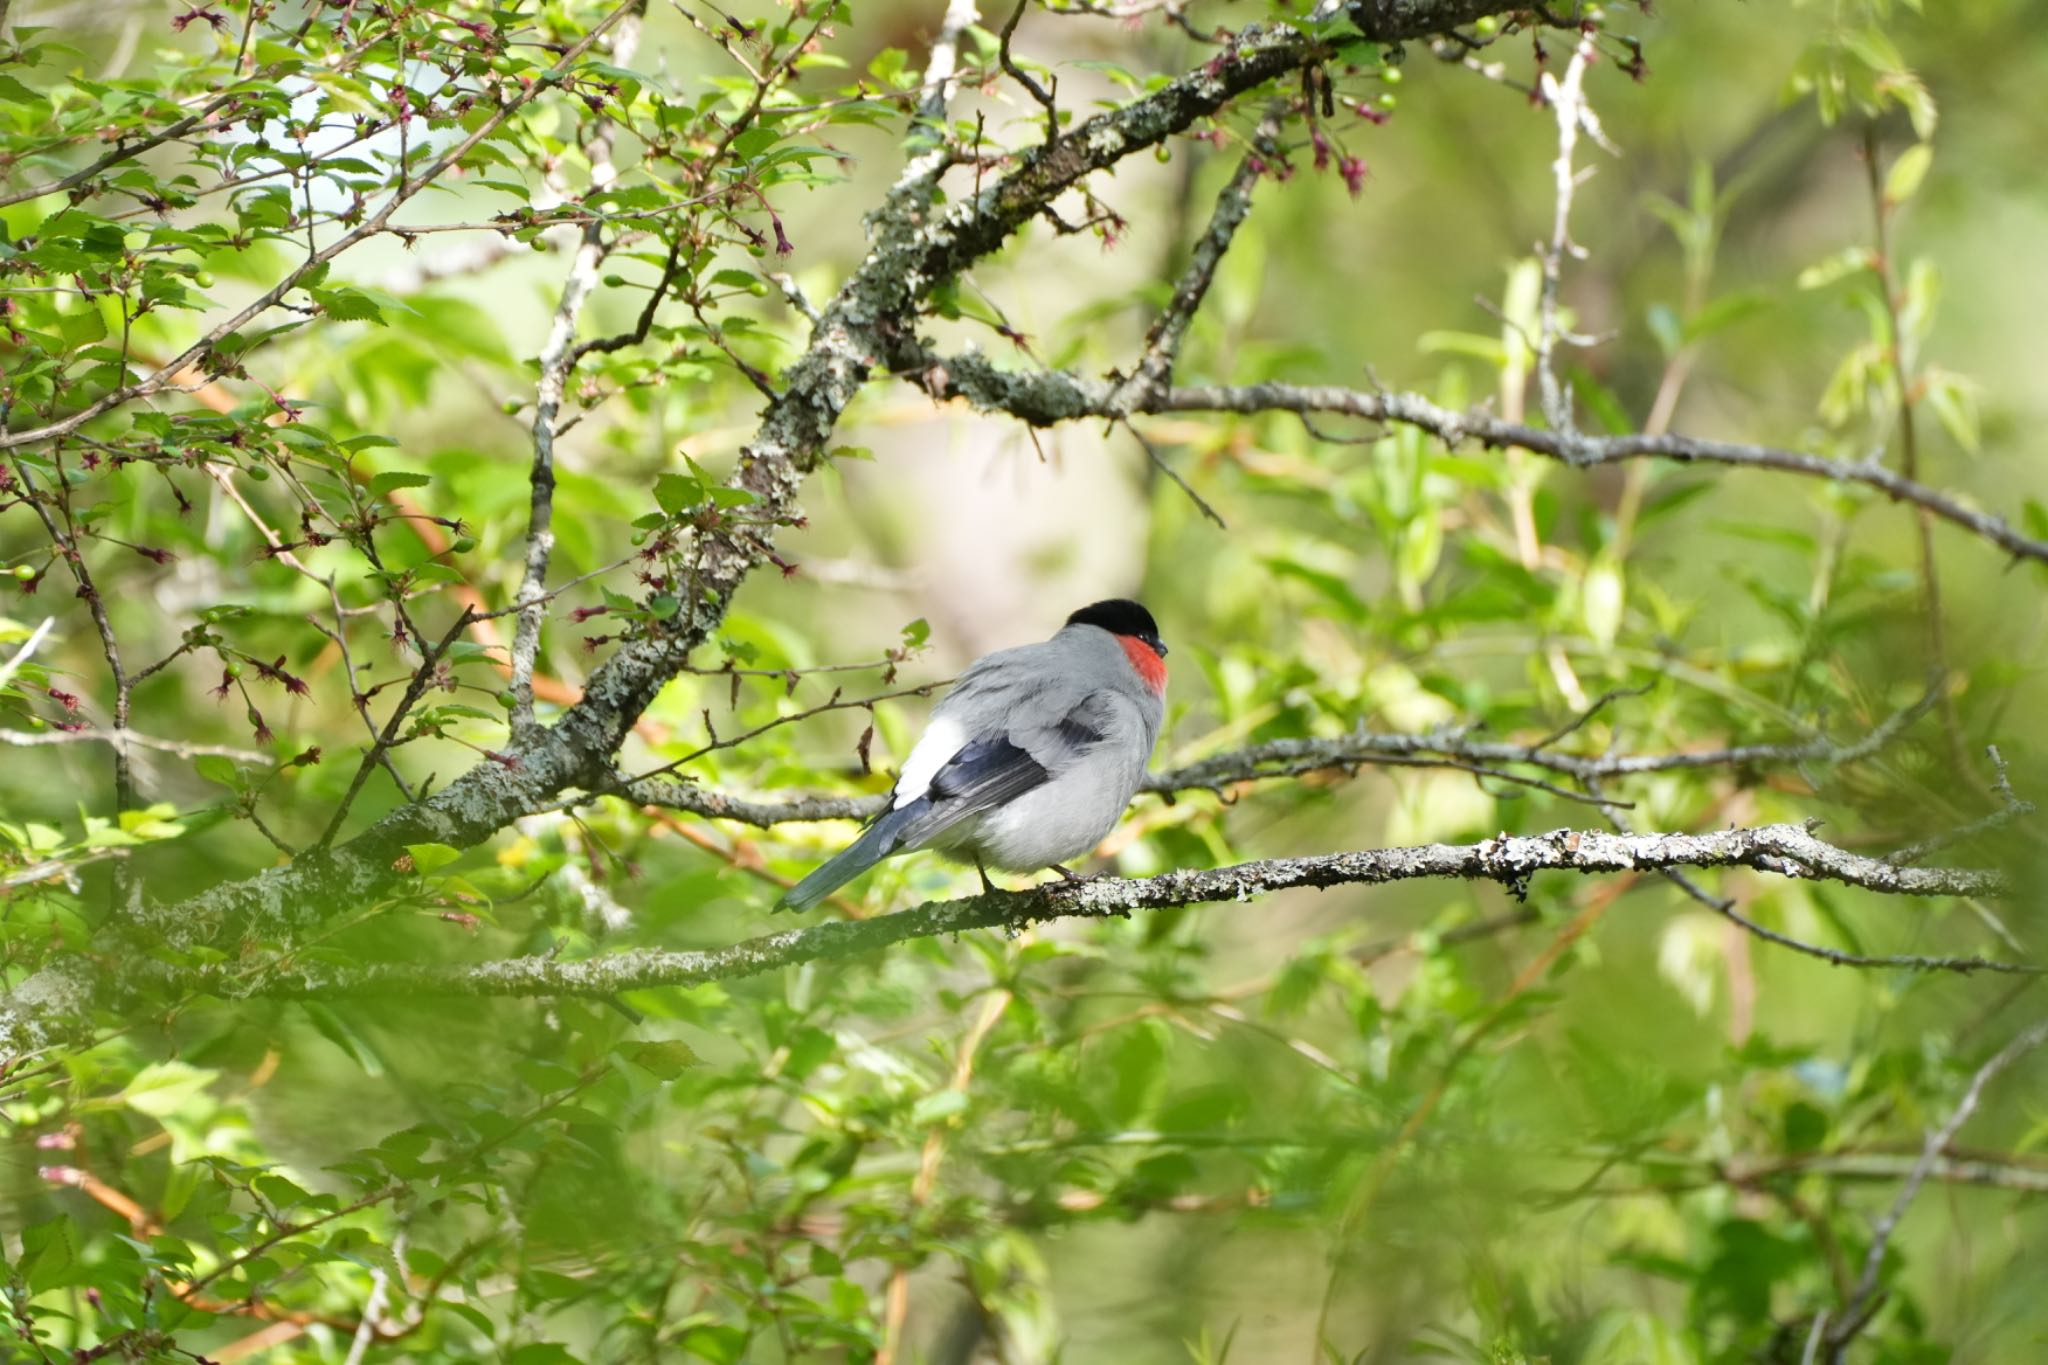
left=624, top=687, right=1941, bottom=828
left=167, top=824, right=2020, bottom=1002
left=905, top=359, right=2048, bottom=567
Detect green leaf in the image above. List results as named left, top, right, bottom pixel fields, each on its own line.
left=1581, top=555, right=1625, bottom=651
left=867, top=47, right=910, bottom=85
left=21, top=1218, right=79, bottom=1294
left=405, top=842, right=462, bottom=872
left=1798, top=247, right=1875, bottom=291
left=708, top=268, right=764, bottom=293
left=617, top=1040, right=701, bottom=1078
left=1683, top=291, right=1772, bottom=344
left=654, top=471, right=704, bottom=516
left=1923, top=367, right=1981, bottom=455
left=1644, top=303, right=1682, bottom=358
left=679, top=1325, right=749, bottom=1364
left=368, top=471, right=432, bottom=496
left=910, top=1089, right=969, bottom=1125
left=309, top=287, right=388, bottom=325
left=1884, top=142, right=1933, bottom=205
left=120, top=1061, right=218, bottom=1117
left=506, top=1345, right=583, bottom=1365
left=300, top=1001, right=387, bottom=1076
left=56, top=305, right=108, bottom=346
left=193, top=754, right=242, bottom=788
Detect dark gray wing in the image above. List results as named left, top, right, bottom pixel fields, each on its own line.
left=888, top=734, right=1051, bottom=851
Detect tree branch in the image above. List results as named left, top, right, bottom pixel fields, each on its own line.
left=168, top=824, right=2015, bottom=1001
left=0, top=723, right=269, bottom=763
left=511, top=3, right=647, bottom=730
left=1827, top=1017, right=2048, bottom=1359
left=624, top=685, right=1945, bottom=828
left=906, top=359, right=2048, bottom=566
left=1533, top=29, right=1613, bottom=432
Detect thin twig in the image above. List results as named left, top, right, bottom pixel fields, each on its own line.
left=511, top=3, right=647, bottom=730
left=1126, top=420, right=1226, bottom=526
left=1862, top=121, right=1971, bottom=780
left=1532, top=30, right=1612, bottom=432
left=999, top=0, right=1061, bottom=140
left=911, top=356, right=2048, bottom=566
left=0, top=729, right=269, bottom=763
left=0, top=616, right=55, bottom=694
left=1827, top=1018, right=2048, bottom=1360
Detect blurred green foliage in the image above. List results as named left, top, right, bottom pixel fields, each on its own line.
left=3, top=1, right=2046, bottom=1362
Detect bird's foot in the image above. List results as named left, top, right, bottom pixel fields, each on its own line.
left=1047, top=864, right=1098, bottom=890
left=976, top=859, right=1003, bottom=896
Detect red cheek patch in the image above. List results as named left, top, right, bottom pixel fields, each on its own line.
left=1118, top=635, right=1168, bottom=695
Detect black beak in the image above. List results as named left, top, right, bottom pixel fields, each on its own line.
left=1150, top=636, right=1169, bottom=657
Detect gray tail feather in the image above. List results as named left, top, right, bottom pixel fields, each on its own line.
left=775, top=801, right=924, bottom=913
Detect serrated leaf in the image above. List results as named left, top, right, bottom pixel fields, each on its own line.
left=368, top=471, right=431, bottom=496
left=21, top=1219, right=78, bottom=1294
left=309, top=287, right=387, bottom=325
left=121, top=1061, right=217, bottom=1117
left=653, top=472, right=703, bottom=516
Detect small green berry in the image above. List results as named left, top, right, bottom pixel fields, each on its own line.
left=452, top=537, right=476, bottom=554
left=1376, top=92, right=1398, bottom=111
left=1473, top=15, right=1500, bottom=38
left=192, top=269, right=216, bottom=287
left=1380, top=66, right=1403, bottom=85
left=225, top=661, right=244, bottom=678
left=9, top=564, right=36, bottom=581
left=1583, top=5, right=1606, bottom=21
left=497, top=689, right=519, bottom=710
left=246, top=465, right=270, bottom=481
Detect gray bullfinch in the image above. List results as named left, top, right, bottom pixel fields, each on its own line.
left=776, top=599, right=1168, bottom=911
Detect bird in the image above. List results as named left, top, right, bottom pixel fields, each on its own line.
left=776, top=599, right=1168, bottom=912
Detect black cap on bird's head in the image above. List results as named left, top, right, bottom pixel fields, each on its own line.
left=1066, top=598, right=1167, bottom=657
